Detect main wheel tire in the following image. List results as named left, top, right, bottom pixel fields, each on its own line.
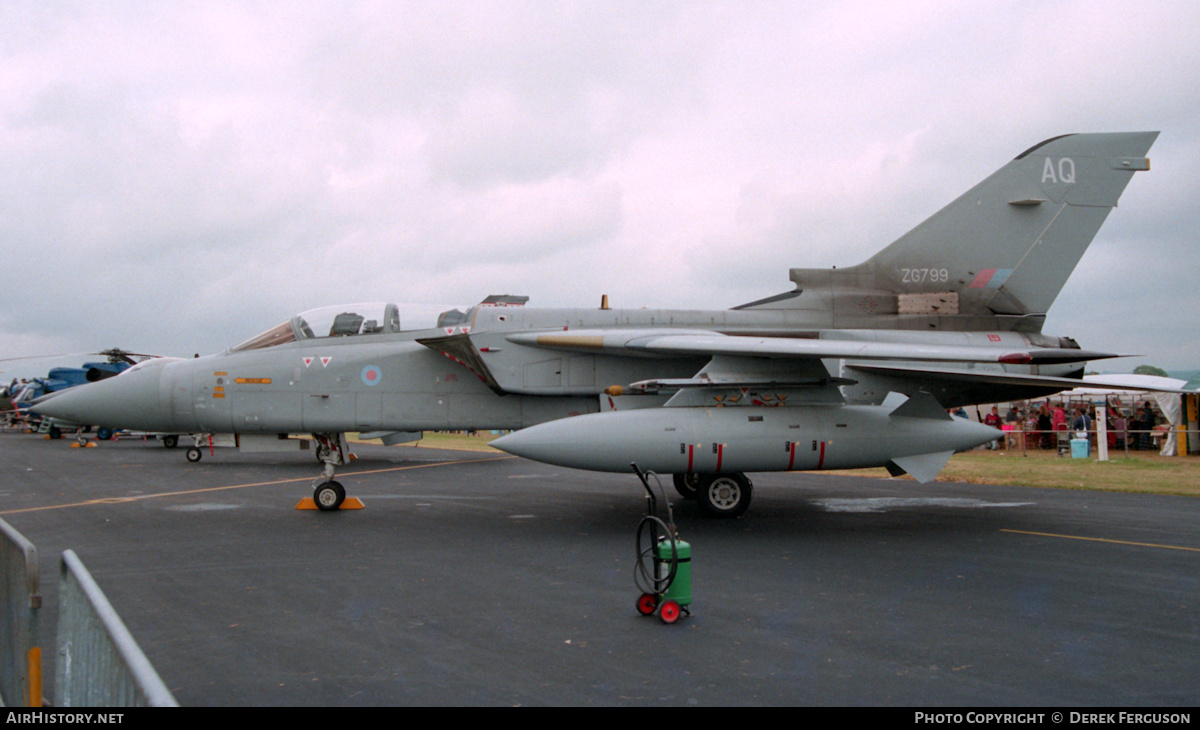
left=672, top=472, right=702, bottom=500
left=97, top=427, right=113, bottom=441
left=698, top=473, right=752, bottom=519
left=314, top=480, right=346, bottom=511
left=186, top=447, right=202, bottom=463
left=162, top=435, right=178, bottom=448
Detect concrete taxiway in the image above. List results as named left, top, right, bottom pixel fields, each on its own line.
left=2, top=432, right=1198, bottom=706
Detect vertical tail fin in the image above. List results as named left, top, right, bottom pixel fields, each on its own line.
left=861, top=131, right=1158, bottom=317
left=752, top=132, right=1158, bottom=331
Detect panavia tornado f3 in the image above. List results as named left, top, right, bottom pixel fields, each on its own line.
left=35, top=132, right=1168, bottom=517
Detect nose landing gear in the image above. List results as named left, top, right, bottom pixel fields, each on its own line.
left=304, top=433, right=363, bottom=511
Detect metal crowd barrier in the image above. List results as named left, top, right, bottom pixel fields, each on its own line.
left=0, top=518, right=176, bottom=707
left=0, top=518, right=41, bottom=707
left=55, top=550, right=177, bottom=707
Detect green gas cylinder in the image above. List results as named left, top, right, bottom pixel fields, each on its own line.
left=656, top=537, right=692, bottom=607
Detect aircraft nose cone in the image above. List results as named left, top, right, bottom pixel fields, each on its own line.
left=491, top=426, right=582, bottom=467
left=30, top=360, right=172, bottom=430
left=490, top=431, right=537, bottom=459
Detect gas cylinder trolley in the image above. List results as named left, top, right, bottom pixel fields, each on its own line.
left=632, top=464, right=692, bottom=624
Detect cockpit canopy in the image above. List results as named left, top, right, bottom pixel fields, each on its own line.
left=230, top=302, right=468, bottom=352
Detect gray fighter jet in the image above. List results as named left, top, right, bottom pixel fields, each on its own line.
left=34, top=132, right=1165, bottom=516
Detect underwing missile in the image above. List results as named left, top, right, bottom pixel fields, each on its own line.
left=491, top=394, right=1000, bottom=483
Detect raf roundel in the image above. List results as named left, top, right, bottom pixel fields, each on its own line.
left=361, top=365, right=383, bottom=386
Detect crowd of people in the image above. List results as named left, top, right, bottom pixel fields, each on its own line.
left=980, top=399, right=1164, bottom=452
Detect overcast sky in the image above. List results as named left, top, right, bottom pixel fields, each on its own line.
left=3, top=0, right=1199, bottom=381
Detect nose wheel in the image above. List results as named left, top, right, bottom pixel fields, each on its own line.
left=313, top=480, right=346, bottom=511
left=184, top=434, right=212, bottom=463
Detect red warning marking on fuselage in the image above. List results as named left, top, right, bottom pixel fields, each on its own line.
left=787, top=441, right=796, bottom=470
left=687, top=444, right=695, bottom=473
left=817, top=441, right=826, bottom=469
left=440, top=352, right=489, bottom=384
left=715, top=443, right=724, bottom=472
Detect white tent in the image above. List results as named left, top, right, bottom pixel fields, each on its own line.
left=1059, top=374, right=1187, bottom=455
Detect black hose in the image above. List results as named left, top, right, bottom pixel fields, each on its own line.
left=634, top=514, right=678, bottom=596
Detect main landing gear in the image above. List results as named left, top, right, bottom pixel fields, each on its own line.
left=672, top=472, right=753, bottom=518
left=311, top=432, right=350, bottom=511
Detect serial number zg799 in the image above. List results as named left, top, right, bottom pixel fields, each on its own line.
left=900, top=268, right=950, bottom=283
